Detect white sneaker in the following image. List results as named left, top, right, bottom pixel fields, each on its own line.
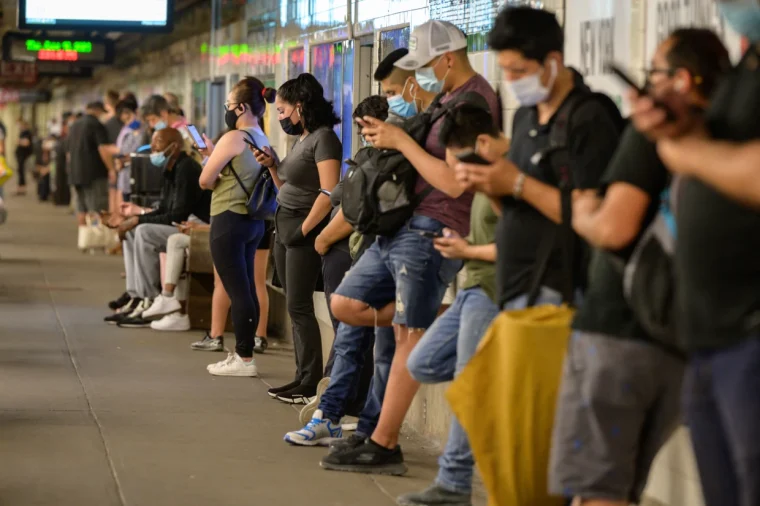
left=142, top=295, right=182, bottom=320
left=208, top=353, right=258, bottom=377
left=150, top=312, right=191, bottom=331
left=207, top=352, right=235, bottom=371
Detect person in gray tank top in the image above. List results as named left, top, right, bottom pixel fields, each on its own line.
left=197, top=77, right=276, bottom=377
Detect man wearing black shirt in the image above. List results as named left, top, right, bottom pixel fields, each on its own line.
left=103, top=128, right=211, bottom=329
left=631, top=18, right=760, bottom=506
left=15, top=118, right=33, bottom=195
left=548, top=31, right=730, bottom=506
left=68, top=102, right=113, bottom=226
left=456, top=7, right=622, bottom=309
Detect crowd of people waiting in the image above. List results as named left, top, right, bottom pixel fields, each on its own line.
left=14, top=4, right=760, bottom=506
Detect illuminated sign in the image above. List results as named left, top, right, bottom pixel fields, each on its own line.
left=2, top=32, right=113, bottom=65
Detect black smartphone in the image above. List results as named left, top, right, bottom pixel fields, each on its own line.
left=607, top=63, right=648, bottom=96
left=413, top=229, right=444, bottom=239
left=455, top=149, right=490, bottom=165
left=186, top=125, right=206, bottom=149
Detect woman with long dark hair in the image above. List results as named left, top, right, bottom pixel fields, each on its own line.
left=197, top=76, right=276, bottom=376
left=254, top=73, right=341, bottom=403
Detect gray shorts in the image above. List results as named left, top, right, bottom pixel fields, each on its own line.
left=549, top=331, right=685, bottom=503
left=75, top=178, right=109, bottom=214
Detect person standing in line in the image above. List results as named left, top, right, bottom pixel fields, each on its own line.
left=253, top=73, right=342, bottom=404
left=103, top=89, right=124, bottom=214
left=198, top=77, right=276, bottom=377
left=15, top=118, right=33, bottom=196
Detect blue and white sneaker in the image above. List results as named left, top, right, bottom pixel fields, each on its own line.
left=284, top=410, right=343, bottom=446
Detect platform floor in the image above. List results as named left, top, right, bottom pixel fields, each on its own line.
left=0, top=193, right=484, bottom=506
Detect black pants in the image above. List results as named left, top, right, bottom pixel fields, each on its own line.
left=210, top=211, right=265, bottom=358
left=273, top=206, right=329, bottom=388
left=38, top=173, right=50, bottom=202
left=54, top=166, right=70, bottom=206
left=15, top=153, right=28, bottom=187
left=322, top=245, right=375, bottom=417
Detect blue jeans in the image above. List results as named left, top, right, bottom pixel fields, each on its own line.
left=407, top=287, right=500, bottom=493
left=335, top=215, right=463, bottom=329
left=356, top=326, right=397, bottom=437
left=683, top=336, right=760, bottom=506
left=319, top=322, right=386, bottom=423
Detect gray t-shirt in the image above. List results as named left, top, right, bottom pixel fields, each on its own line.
left=276, top=126, right=342, bottom=211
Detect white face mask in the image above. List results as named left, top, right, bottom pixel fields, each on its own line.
left=506, top=60, right=558, bottom=107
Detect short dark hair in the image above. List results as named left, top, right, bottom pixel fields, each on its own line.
left=116, top=97, right=138, bottom=117
left=86, top=101, right=106, bottom=113
left=141, top=95, right=170, bottom=117
left=374, top=48, right=409, bottom=81
left=278, top=73, right=340, bottom=131
left=666, top=28, right=731, bottom=98
left=440, top=104, right=500, bottom=149
left=488, top=7, right=563, bottom=62
left=353, top=96, right=389, bottom=122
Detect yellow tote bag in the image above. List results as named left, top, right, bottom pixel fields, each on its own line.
left=0, top=156, right=14, bottom=187
left=447, top=304, right=574, bottom=506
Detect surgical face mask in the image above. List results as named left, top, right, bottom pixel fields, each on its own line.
left=719, top=2, right=760, bottom=42
left=280, top=108, right=304, bottom=136
left=506, top=60, right=558, bottom=107
left=387, top=95, right=417, bottom=118
left=154, top=120, right=168, bottom=131
left=416, top=57, right=449, bottom=93
left=150, top=145, right=174, bottom=169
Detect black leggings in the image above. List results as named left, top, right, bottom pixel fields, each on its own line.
left=210, top=211, right=265, bottom=358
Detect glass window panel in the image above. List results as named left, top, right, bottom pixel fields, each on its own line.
left=379, top=27, right=410, bottom=60
left=288, top=47, right=305, bottom=80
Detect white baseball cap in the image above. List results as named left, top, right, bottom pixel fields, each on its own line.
left=394, top=20, right=468, bottom=70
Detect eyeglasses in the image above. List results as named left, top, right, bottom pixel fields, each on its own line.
left=223, top=102, right=240, bottom=111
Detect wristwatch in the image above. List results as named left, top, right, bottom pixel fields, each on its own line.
left=513, top=172, right=526, bottom=200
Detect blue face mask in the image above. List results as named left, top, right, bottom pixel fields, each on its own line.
left=128, top=119, right=141, bottom=130
left=719, top=2, right=760, bottom=42
left=150, top=145, right=173, bottom=169
left=415, top=56, right=450, bottom=93
left=154, top=120, right=168, bottom=131
left=387, top=95, right=417, bottom=118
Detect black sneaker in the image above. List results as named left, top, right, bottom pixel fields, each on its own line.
left=397, top=484, right=472, bottom=506
left=320, top=438, right=407, bottom=475
left=117, top=315, right=152, bottom=328
left=253, top=336, right=268, bottom=354
left=276, top=384, right=317, bottom=404
left=329, top=433, right=366, bottom=455
left=104, top=298, right=141, bottom=325
left=268, top=380, right=301, bottom=399
left=108, top=292, right=131, bottom=311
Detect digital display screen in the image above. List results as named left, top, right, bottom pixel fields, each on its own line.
left=18, top=0, right=173, bottom=32
left=2, top=33, right=113, bottom=65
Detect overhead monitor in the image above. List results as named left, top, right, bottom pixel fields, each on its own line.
left=17, top=0, right=173, bottom=32
left=2, top=33, right=114, bottom=65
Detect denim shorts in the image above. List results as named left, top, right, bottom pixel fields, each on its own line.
left=334, top=215, right=462, bottom=329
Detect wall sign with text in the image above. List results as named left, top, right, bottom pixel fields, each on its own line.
left=2, top=33, right=114, bottom=65
left=564, top=0, right=632, bottom=113
left=645, top=0, right=743, bottom=62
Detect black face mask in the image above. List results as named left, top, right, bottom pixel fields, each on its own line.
left=279, top=109, right=304, bottom=136
left=225, top=105, right=243, bottom=130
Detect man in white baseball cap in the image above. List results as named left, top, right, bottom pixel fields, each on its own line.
left=394, top=20, right=471, bottom=94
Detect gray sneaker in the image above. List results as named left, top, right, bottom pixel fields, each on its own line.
left=397, top=484, right=472, bottom=506
left=191, top=333, right=224, bottom=351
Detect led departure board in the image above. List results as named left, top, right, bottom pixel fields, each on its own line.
left=2, top=33, right=114, bottom=65
left=18, top=0, right=173, bottom=33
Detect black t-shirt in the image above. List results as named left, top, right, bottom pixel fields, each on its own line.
left=105, top=116, right=123, bottom=145
left=329, top=180, right=350, bottom=254
left=16, top=129, right=33, bottom=157
left=572, top=126, right=669, bottom=339
left=68, top=114, right=109, bottom=186
left=496, top=73, right=623, bottom=306
left=676, top=45, right=760, bottom=351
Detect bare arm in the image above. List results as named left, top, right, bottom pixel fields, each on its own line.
left=396, top=135, right=465, bottom=198
left=199, top=132, right=246, bottom=190
left=98, top=145, right=115, bottom=172
left=463, top=243, right=497, bottom=262
left=319, top=208, right=353, bottom=246
left=659, top=137, right=760, bottom=209
left=572, top=184, right=651, bottom=251
left=301, top=158, right=340, bottom=236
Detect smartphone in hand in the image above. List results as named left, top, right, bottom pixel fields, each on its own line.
left=186, top=125, right=206, bottom=149
left=608, top=62, right=676, bottom=120
left=455, top=149, right=490, bottom=165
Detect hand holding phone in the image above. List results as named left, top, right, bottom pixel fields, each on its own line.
left=455, top=149, right=490, bottom=165
left=607, top=63, right=647, bottom=96
left=186, top=125, right=206, bottom=149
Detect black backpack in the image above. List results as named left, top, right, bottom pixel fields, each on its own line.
left=342, top=91, right=491, bottom=236
left=526, top=90, right=627, bottom=306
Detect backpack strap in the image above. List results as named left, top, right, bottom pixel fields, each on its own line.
left=225, top=129, right=257, bottom=200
